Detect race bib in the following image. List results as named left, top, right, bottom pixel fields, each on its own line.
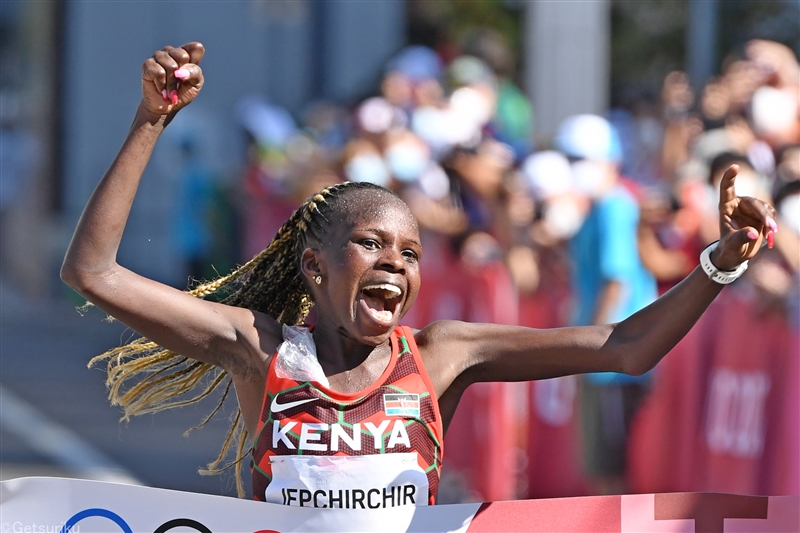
left=265, top=453, right=428, bottom=509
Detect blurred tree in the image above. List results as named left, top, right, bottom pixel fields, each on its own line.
left=718, top=0, right=800, bottom=59
left=610, top=0, right=799, bottom=109
left=611, top=1, right=687, bottom=106
left=407, top=0, right=522, bottom=75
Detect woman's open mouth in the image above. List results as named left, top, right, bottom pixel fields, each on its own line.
left=358, top=283, right=403, bottom=327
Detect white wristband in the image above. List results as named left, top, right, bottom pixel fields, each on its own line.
left=699, top=241, right=748, bottom=284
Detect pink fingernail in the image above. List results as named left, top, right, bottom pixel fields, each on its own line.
left=170, top=90, right=178, bottom=105
left=161, top=89, right=168, bottom=101
left=174, top=68, right=189, bottom=79
left=747, top=229, right=759, bottom=240
left=767, top=217, right=778, bottom=233
left=767, top=231, right=774, bottom=249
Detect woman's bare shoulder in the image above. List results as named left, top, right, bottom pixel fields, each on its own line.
left=411, top=320, right=469, bottom=350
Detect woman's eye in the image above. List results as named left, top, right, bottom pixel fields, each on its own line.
left=402, top=250, right=419, bottom=262
left=361, top=239, right=379, bottom=250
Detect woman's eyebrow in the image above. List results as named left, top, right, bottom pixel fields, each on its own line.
left=357, top=228, right=421, bottom=248
left=404, top=236, right=422, bottom=248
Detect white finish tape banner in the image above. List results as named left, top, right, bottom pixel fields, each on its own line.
left=1, top=477, right=797, bottom=533
left=0, top=477, right=475, bottom=533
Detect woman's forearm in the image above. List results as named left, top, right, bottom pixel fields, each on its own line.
left=609, top=266, right=723, bottom=376
left=61, top=104, right=167, bottom=289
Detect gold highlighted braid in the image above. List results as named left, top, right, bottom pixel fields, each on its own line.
left=89, top=181, right=394, bottom=497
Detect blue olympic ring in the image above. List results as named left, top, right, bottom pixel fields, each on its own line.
left=60, top=508, right=132, bottom=533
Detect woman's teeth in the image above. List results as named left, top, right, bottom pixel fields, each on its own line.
left=362, top=283, right=402, bottom=297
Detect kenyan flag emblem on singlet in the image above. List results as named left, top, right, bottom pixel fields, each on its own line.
left=383, top=393, right=420, bottom=418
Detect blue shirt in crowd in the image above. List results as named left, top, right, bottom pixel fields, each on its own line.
left=569, top=184, right=658, bottom=384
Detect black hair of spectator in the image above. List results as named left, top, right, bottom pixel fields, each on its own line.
left=775, top=144, right=800, bottom=164
left=773, top=180, right=800, bottom=207
left=774, top=143, right=800, bottom=186
left=709, top=151, right=754, bottom=185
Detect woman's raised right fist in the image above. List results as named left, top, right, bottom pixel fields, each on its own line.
left=141, top=42, right=205, bottom=115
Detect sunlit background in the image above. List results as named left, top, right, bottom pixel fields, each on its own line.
left=1, top=0, right=798, bottom=501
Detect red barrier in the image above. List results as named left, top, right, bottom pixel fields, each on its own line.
left=445, top=260, right=522, bottom=502
left=467, top=492, right=799, bottom=533
left=525, top=375, right=590, bottom=498
left=628, top=317, right=708, bottom=494
left=520, top=286, right=591, bottom=498
left=701, top=292, right=799, bottom=494
left=628, top=290, right=800, bottom=495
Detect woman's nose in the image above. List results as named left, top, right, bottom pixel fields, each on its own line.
left=378, top=246, right=405, bottom=272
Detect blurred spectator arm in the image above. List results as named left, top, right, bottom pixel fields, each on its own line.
left=660, top=71, right=701, bottom=182
left=636, top=201, right=692, bottom=281
left=746, top=39, right=800, bottom=91
left=591, top=279, right=623, bottom=326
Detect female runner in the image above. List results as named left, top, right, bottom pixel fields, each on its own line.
left=61, top=42, right=778, bottom=507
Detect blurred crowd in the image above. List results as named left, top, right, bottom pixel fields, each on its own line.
left=183, top=31, right=799, bottom=499
left=225, top=33, right=799, bottom=327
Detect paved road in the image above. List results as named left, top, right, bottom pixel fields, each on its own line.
left=0, top=281, right=247, bottom=497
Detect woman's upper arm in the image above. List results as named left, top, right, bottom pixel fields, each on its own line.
left=417, top=320, right=620, bottom=394
left=67, top=263, right=281, bottom=374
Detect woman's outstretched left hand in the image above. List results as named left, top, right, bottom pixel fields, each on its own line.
left=712, top=164, right=778, bottom=270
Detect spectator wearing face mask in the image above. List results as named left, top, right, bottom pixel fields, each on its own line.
left=556, top=114, right=658, bottom=496
left=382, top=45, right=445, bottom=115
left=383, top=128, right=433, bottom=187
left=461, top=28, right=534, bottom=163
left=342, top=137, right=392, bottom=188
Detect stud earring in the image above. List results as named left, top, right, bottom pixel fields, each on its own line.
left=314, top=275, right=322, bottom=285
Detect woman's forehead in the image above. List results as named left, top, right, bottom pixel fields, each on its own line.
left=333, top=193, right=419, bottom=238
left=350, top=199, right=418, bottom=232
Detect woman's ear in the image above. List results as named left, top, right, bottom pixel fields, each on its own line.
left=300, top=247, right=324, bottom=283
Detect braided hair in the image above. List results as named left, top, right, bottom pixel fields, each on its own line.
left=89, top=181, right=401, bottom=497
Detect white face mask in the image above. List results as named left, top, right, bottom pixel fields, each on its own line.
left=344, top=154, right=391, bottom=187
left=778, top=194, right=800, bottom=236
left=450, top=87, right=494, bottom=128
left=544, top=195, right=586, bottom=240
left=418, top=163, right=450, bottom=200
left=732, top=169, right=765, bottom=199
left=751, top=86, right=798, bottom=137
left=385, top=143, right=429, bottom=182
left=571, top=160, right=610, bottom=200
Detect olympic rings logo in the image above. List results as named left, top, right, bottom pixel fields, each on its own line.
left=59, top=509, right=281, bottom=533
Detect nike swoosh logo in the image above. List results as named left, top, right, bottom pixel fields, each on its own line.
left=270, top=395, right=319, bottom=413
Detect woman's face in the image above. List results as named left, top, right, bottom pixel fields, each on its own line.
left=310, top=197, right=422, bottom=346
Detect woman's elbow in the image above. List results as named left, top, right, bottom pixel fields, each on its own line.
left=60, top=260, right=83, bottom=290
left=618, top=347, right=659, bottom=377
left=60, top=258, right=111, bottom=295
left=623, top=359, right=650, bottom=377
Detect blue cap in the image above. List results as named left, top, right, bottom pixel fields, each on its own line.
left=235, top=94, right=297, bottom=147
left=385, top=46, right=443, bottom=83
left=554, top=114, right=623, bottom=163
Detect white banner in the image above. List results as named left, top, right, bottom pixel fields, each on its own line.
left=0, top=477, right=478, bottom=533
left=265, top=453, right=429, bottom=509
left=1, top=477, right=797, bottom=533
